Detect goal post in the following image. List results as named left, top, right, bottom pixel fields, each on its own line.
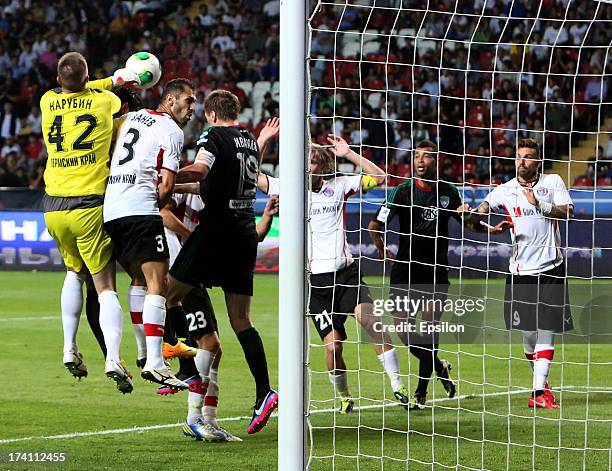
left=278, top=1, right=307, bottom=470
left=287, top=0, right=611, bottom=469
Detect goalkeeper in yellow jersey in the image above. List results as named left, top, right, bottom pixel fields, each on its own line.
left=41, top=51, right=140, bottom=393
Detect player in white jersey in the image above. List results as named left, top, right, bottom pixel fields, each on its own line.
left=103, top=79, right=196, bottom=390
left=466, top=138, right=574, bottom=409
left=259, top=134, right=411, bottom=413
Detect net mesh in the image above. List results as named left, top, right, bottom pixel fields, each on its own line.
left=305, top=0, right=611, bottom=469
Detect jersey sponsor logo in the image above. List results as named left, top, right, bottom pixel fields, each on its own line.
left=513, top=207, right=539, bottom=217
left=440, top=195, right=450, bottom=208
left=323, top=187, right=334, bottom=197
left=421, top=207, right=438, bottom=221
left=50, top=153, right=97, bottom=167
left=311, top=204, right=338, bottom=216
left=229, top=198, right=255, bottom=209
left=107, top=173, right=136, bottom=185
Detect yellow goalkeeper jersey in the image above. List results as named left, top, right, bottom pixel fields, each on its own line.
left=41, top=78, right=121, bottom=197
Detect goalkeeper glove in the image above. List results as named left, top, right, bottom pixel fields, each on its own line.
left=111, top=68, right=140, bottom=88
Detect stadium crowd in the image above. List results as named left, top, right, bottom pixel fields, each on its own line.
left=309, top=0, right=610, bottom=186
left=0, top=0, right=610, bottom=188
left=0, top=0, right=280, bottom=187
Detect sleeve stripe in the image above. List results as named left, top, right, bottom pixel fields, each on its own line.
left=161, top=166, right=177, bottom=174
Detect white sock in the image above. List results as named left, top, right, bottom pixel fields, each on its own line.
left=534, top=345, right=554, bottom=390
left=128, top=285, right=147, bottom=359
left=203, top=367, right=219, bottom=426
left=328, top=371, right=350, bottom=398
left=187, top=391, right=205, bottom=424
left=61, top=271, right=84, bottom=353
left=195, top=349, right=215, bottom=384
left=98, top=290, right=123, bottom=362
left=378, top=348, right=403, bottom=390
left=143, top=294, right=167, bottom=369
left=522, top=330, right=537, bottom=371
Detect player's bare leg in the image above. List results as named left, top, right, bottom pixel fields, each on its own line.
left=91, top=261, right=132, bottom=393
left=225, top=291, right=278, bottom=434
left=139, top=261, right=187, bottom=390
left=323, top=329, right=354, bottom=414
left=355, top=302, right=408, bottom=407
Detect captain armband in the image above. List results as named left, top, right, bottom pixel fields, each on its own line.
left=361, top=175, right=379, bottom=191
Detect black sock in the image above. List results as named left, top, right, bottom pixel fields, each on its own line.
left=236, top=327, right=270, bottom=401
left=410, top=343, right=435, bottom=397
left=168, top=306, right=190, bottom=341
left=432, top=343, right=444, bottom=376
left=85, top=289, right=106, bottom=359
left=178, top=357, right=199, bottom=377
left=163, top=309, right=177, bottom=345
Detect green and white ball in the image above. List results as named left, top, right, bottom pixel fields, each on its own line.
left=125, top=52, right=162, bottom=89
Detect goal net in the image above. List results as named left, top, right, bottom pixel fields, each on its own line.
left=301, top=0, right=612, bottom=469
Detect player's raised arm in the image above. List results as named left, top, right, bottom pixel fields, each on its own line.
left=256, top=195, right=279, bottom=242
left=326, top=134, right=386, bottom=189
left=257, top=117, right=279, bottom=159
left=461, top=201, right=514, bottom=234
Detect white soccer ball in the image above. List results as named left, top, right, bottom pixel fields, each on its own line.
left=125, top=52, right=162, bottom=89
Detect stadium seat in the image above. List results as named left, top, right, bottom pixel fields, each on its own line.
left=573, top=176, right=593, bottom=187
left=271, top=81, right=280, bottom=101
left=253, top=81, right=272, bottom=95
left=362, top=41, right=381, bottom=56
left=362, top=29, right=380, bottom=43
left=342, top=42, right=361, bottom=58
left=367, top=92, right=382, bottom=109
left=237, top=81, right=253, bottom=97
left=260, top=163, right=275, bottom=175
left=416, top=39, right=437, bottom=55
left=596, top=177, right=611, bottom=187
left=337, top=163, right=355, bottom=174
left=238, top=107, right=254, bottom=124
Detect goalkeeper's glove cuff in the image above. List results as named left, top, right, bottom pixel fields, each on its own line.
left=111, top=68, right=140, bottom=88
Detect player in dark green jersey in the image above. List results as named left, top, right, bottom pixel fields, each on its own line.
left=369, top=140, right=463, bottom=409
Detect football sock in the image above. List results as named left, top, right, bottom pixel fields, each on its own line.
left=163, top=314, right=177, bottom=345
left=98, top=290, right=123, bottom=363
left=194, top=348, right=215, bottom=384
left=525, top=351, right=535, bottom=370
left=410, top=342, right=435, bottom=397
left=143, top=294, right=166, bottom=369
left=85, top=287, right=106, bottom=358
left=128, top=285, right=147, bottom=360
left=328, top=371, right=350, bottom=398
left=187, top=375, right=207, bottom=424
left=61, top=271, right=83, bottom=354
left=203, top=367, right=219, bottom=425
left=236, top=327, right=271, bottom=401
left=168, top=305, right=190, bottom=339
left=377, top=348, right=403, bottom=390
left=534, top=345, right=554, bottom=390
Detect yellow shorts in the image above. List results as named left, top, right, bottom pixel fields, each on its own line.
left=44, top=205, right=114, bottom=274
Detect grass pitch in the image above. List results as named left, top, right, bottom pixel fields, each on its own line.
left=0, top=272, right=610, bottom=470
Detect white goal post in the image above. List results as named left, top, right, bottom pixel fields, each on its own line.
left=279, top=0, right=612, bottom=470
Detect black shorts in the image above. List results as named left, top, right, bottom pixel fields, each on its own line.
left=309, top=262, right=372, bottom=341
left=170, top=224, right=257, bottom=296
left=104, top=215, right=169, bottom=264
left=390, top=263, right=450, bottom=310
left=504, top=263, right=574, bottom=332
left=182, top=286, right=218, bottom=340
